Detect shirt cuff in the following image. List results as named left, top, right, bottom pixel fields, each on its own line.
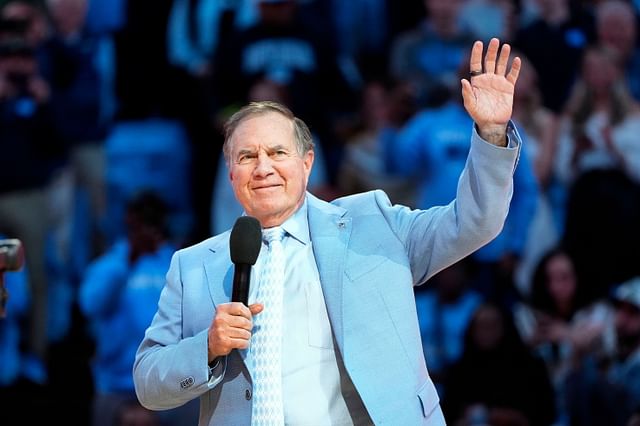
left=207, top=356, right=226, bottom=388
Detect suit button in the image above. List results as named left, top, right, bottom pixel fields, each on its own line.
left=245, top=389, right=252, bottom=400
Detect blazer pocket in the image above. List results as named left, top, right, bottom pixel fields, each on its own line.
left=344, top=245, right=389, bottom=282
left=417, top=379, right=440, bottom=418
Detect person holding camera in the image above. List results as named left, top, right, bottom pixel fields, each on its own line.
left=0, top=29, right=66, bottom=364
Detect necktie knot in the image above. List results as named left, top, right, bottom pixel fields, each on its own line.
left=263, top=226, right=286, bottom=246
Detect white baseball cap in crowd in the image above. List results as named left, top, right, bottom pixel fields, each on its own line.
left=613, top=276, right=640, bottom=310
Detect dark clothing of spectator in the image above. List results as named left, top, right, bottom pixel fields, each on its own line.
left=442, top=305, right=557, bottom=426
left=563, top=169, right=640, bottom=303
left=0, top=94, right=65, bottom=194
left=514, top=10, right=596, bottom=113
left=46, top=33, right=106, bottom=146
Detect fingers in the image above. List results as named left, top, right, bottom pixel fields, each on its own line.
left=249, top=302, right=264, bottom=315
left=226, top=313, right=254, bottom=330
left=460, top=78, right=475, bottom=106
left=495, top=43, right=511, bottom=76
left=218, top=301, right=252, bottom=318
left=468, top=38, right=520, bottom=83
left=208, top=302, right=259, bottom=357
left=469, top=40, right=483, bottom=74
left=461, top=76, right=484, bottom=127
left=483, top=38, right=500, bottom=74
left=506, top=56, right=521, bottom=85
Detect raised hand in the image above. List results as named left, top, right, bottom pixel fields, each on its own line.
left=461, top=38, right=521, bottom=146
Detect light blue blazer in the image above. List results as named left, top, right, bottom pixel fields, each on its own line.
left=133, top=125, right=521, bottom=425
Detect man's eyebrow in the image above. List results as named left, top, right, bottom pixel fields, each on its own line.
left=267, top=144, right=292, bottom=152
left=236, top=148, right=257, bottom=157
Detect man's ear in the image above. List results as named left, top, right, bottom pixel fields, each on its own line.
left=303, top=150, right=314, bottom=176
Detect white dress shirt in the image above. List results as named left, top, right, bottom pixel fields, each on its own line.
left=247, top=200, right=372, bottom=425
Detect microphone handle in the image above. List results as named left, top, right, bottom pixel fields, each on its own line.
left=231, top=263, right=251, bottom=306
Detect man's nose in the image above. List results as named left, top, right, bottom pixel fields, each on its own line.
left=253, top=153, right=274, bottom=176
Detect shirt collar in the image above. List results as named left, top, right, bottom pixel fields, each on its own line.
left=279, top=195, right=310, bottom=245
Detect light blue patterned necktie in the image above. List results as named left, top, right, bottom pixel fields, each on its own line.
left=251, top=226, right=286, bottom=425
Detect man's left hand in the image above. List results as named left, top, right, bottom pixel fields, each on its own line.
left=461, top=38, right=521, bottom=147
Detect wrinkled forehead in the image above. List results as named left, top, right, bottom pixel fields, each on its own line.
left=229, top=112, right=296, bottom=150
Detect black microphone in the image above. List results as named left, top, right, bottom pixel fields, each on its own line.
left=230, top=216, right=262, bottom=306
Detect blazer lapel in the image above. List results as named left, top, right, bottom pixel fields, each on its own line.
left=202, top=235, right=234, bottom=309
left=306, top=193, right=351, bottom=350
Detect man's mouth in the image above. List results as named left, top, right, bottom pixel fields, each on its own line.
left=253, top=184, right=282, bottom=190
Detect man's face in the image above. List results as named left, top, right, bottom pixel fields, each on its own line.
left=228, top=112, right=313, bottom=228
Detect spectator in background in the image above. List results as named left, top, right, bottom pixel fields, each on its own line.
left=608, top=278, right=640, bottom=421
left=167, top=0, right=260, bottom=79
left=389, top=0, right=474, bottom=108
left=514, top=0, right=595, bottom=113
left=459, top=0, right=521, bottom=43
left=513, top=246, right=616, bottom=425
left=509, top=51, right=563, bottom=295
left=0, top=9, right=66, bottom=365
left=45, top=0, right=107, bottom=263
left=103, top=116, right=194, bottom=247
left=594, top=0, right=640, bottom=102
left=442, top=302, right=557, bottom=426
left=0, top=247, right=29, bottom=386
left=79, top=191, right=197, bottom=426
left=556, top=44, right=640, bottom=303
left=41, top=1, right=108, bottom=350
left=0, top=240, right=51, bottom=423
left=0, top=0, right=49, bottom=51
left=337, top=78, right=418, bottom=207
left=112, top=0, right=176, bottom=120
left=330, top=0, right=390, bottom=82
left=414, top=259, right=483, bottom=392
left=0, top=241, right=32, bottom=423
left=555, top=45, right=640, bottom=185
left=565, top=276, right=640, bottom=426
left=510, top=52, right=558, bottom=189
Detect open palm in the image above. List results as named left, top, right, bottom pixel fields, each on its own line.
left=461, top=38, right=521, bottom=141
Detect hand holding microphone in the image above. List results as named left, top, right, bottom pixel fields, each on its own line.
left=208, top=217, right=263, bottom=361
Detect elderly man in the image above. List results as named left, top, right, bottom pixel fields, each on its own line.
left=133, top=38, right=522, bottom=425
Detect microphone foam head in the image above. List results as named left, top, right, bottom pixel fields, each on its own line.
left=230, top=216, right=262, bottom=265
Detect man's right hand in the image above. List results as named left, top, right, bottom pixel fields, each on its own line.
left=208, top=302, right=263, bottom=361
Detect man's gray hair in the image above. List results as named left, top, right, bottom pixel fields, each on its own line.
left=222, top=101, right=314, bottom=165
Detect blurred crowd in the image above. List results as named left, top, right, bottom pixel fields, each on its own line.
left=1, top=0, right=640, bottom=425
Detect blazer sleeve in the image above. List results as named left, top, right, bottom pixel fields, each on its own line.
left=132, top=249, right=215, bottom=410
left=378, top=122, right=521, bottom=285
